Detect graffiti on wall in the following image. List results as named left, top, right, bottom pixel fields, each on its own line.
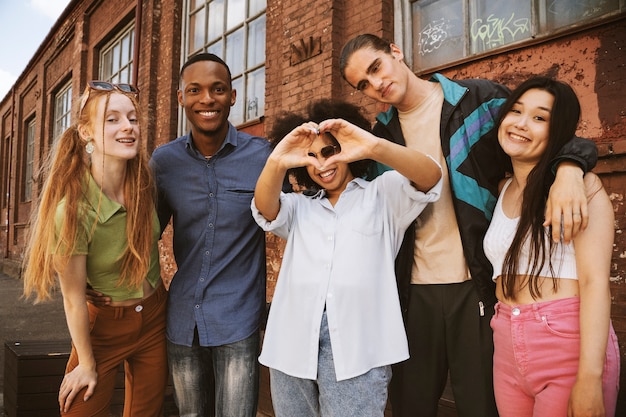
left=471, top=13, right=530, bottom=51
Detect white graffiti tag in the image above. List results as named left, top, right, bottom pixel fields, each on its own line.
left=418, top=18, right=449, bottom=55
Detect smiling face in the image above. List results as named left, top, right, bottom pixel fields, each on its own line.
left=342, top=45, right=411, bottom=107
left=178, top=59, right=236, bottom=145
left=305, top=134, right=354, bottom=200
left=498, top=88, right=554, bottom=165
left=86, top=92, right=140, bottom=162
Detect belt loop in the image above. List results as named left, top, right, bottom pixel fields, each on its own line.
left=114, top=307, right=124, bottom=319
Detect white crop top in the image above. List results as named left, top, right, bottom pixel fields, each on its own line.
left=483, top=179, right=578, bottom=281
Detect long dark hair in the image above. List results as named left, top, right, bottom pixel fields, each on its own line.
left=269, top=99, right=373, bottom=192
left=497, top=77, right=581, bottom=299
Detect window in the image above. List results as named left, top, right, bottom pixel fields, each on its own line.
left=23, top=118, right=36, bottom=202
left=411, top=0, right=625, bottom=72
left=1, top=135, right=8, bottom=209
left=100, top=23, right=135, bottom=83
left=53, top=81, right=72, bottom=144
left=183, top=0, right=266, bottom=126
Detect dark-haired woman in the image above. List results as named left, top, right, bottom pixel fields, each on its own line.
left=484, top=77, right=619, bottom=417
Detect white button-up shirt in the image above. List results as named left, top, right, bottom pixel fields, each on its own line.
left=252, top=170, right=442, bottom=381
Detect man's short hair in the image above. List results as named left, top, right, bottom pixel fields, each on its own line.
left=179, top=53, right=232, bottom=85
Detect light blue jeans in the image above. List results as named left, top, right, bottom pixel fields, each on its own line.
left=270, top=311, right=392, bottom=417
left=167, top=329, right=260, bottom=417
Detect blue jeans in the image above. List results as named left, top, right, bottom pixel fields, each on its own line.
left=167, top=329, right=260, bottom=417
left=270, top=311, right=392, bottom=417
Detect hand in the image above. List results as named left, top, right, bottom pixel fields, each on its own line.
left=85, top=287, right=111, bottom=306
left=544, top=162, right=588, bottom=243
left=318, top=118, right=377, bottom=167
left=58, top=364, right=98, bottom=412
left=271, top=122, right=323, bottom=170
left=567, top=379, right=605, bottom=417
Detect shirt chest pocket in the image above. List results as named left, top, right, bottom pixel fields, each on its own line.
left=347, top=202, right=383, bottom=237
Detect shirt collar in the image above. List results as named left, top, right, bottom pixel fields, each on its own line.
left=314, top=177, right=368, bottom=200
left=184, top=122, right=238, bottom=157
left=83, top=172, right=125, bottom=223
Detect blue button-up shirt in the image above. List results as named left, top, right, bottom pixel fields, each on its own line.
left=150, top=123, right=271, bottom=347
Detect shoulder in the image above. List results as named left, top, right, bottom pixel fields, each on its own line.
left=497, top=176, right=512, bottom=194
left=233, top=131, right=272, bottom=161
left=437, top=74, right=510, bottom=101
left=237, top=131, right=271, bottom=150
left=151, top=136, right=187, bottom=158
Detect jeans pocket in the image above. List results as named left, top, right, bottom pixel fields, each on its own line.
left=540, top=313, right=579, bottom=339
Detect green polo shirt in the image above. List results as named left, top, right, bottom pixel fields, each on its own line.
left=55, top=174, right=161, bottom=301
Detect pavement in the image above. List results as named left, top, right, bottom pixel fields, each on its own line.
left=0, top=272, right=69, bottom=415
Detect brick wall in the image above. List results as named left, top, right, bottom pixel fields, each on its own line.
left=0, top=0, right=624, bottom=412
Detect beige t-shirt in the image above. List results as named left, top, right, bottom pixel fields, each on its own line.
left=398, top=83, right=470, bottom=285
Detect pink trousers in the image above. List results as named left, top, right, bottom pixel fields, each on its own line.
left=491, top=297, right=620, bottom=417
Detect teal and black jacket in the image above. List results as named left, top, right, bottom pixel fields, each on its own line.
left=371, top=74, right=598, bottom=314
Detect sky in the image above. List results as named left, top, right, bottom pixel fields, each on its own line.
left=0, top=0, right=72, bottom=100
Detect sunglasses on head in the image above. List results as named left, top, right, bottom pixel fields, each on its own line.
left=80, top=81, right=140, bottom=114
left=88, top=80, right=139, bottom=94
left=307, top=145, right=340, bottom=160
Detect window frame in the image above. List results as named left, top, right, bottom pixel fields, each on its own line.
left=1, top=133, right=9, bottom=209
left=23, top=118, right=36, bottom=203
left=99, top=22, right=135, bottom=84
left=409, top=0, right=626, bottom=74
left=180, top=0, right=266, bottom=132
left=52, top=80, right=73, bottom=145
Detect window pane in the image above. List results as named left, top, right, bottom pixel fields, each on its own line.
left=54, top=83, right=72, bottom=142
left=226, top=27, right=245, bottom=76
left=189, top=8, right=206, bottom=53
left=112, top=44, right=121, bottom=74
left=208, top=0, right=225, bottom=41
left=539, top=0, right=620, bottom=32
left=102, top=51, right=113, bottom=80
left=413, top=0, right=464, bottom=70
left=119, top=68, right=130, bottom=84
left=230, top=77, right=244, bottom=125
left=249, top=0, right=266, bottom=16
left=25, top=120, right=35, bottom=201
left=469, top=0, right=531, bottom=54
left=190, top=0, right=203, bottom=10
left=227, top=0, right=245, bottom=30
left=246, top=67, right=264, bottom=120
left=208, top=41, right=224, bottom=58
left=129, top=29, right=135, bottom=59
left=121, top=34, right=131, bottom=66
left=247, top=15, right=265, bottom=68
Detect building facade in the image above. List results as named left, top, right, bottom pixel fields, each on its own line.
left=1, top=0, right=624, bottom=414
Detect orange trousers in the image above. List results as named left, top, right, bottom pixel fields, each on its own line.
left=62, top=284, right=168, bottom=417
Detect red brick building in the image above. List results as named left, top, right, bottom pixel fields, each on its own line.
left=1, top=0, right=624, bottom=415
